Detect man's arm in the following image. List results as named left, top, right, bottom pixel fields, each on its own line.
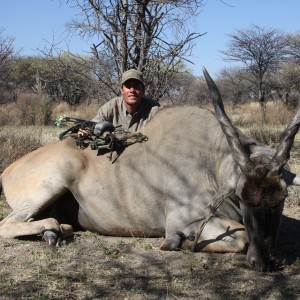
left=91, top=107, right=107, bottom=123
left=79, top=98, right=118, bottom=136
left=92, top=98, right=119, bottom=123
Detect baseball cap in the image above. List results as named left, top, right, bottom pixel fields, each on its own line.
left=121, top=69, right=144, bottom=85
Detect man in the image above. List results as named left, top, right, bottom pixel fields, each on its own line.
left=91, top=69, right=160, bottom=134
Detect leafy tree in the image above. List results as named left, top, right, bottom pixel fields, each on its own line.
left=10, top=56, right=43, bottom=89
left=11, top=55, right=93, bottom=105
left=221, top=25, right=288, bottom=122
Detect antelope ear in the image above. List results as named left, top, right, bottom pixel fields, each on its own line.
left=282, top=168, right=300, bottom=186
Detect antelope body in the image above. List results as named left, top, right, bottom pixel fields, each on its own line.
left=0, top=69, right=299, bottom=271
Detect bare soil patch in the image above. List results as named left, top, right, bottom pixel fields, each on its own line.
left=0, top=187, right=300, bottom=299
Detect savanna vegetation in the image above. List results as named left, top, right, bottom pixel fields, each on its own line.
left=1, top=101, right=300, bottom=299
left=1, top=1, right=300, bottom=298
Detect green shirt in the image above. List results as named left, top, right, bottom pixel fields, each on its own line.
left=92, top=96, right=160, bottom=133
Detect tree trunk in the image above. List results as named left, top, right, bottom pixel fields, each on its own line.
left=259, top=89, right=267, bottom=123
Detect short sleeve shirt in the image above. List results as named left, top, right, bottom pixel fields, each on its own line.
left=92, top=96, right=160, bottom=133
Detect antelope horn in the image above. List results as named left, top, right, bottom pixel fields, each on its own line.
left=202, top=67, right=256, bottom=176
left=267, top=102, right=300, bottom=176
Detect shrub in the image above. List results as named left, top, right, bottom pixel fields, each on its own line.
left=51, top=102, right=101, bottom=121
left=230, top=101, right=293, bottom=127
left=16, top=92, right=52, bottom=126
left=0, top=103, right=19, bottom=126
left=0, top=129, right=43, bottom=172
left=248, top=125, right=283, bottom=146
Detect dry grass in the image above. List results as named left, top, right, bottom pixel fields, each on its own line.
left=223, top=101, right=294, bottom=146
left=0, top=92, right=53, bottom=126
left=228, top=101, right=293, bottom=127
left=0, top=96, right=103, bottom=127
left=0, top=100, right=298, bottom=172
left=0, top=100, right=102, bottom=173
left=51, top=102, right=101, bottom=121
left=0, top=99, right=298, bottom=169
left=0, top=102, right=19, bottom=126
left=1, top=100, right=300, bottom=299
left=0, top=197, right=299, bottom=300
left=0, top=127, right=44, bottom=173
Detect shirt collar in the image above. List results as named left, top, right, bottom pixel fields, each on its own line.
left=122, top=97, right=143, bottom=117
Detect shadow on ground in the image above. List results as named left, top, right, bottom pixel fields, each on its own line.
left=277, top=215, right=300, bottom=264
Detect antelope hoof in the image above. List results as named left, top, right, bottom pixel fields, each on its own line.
left=42, top=230, right=61, bottom=247
left=160, top=232, right=186, bottom=251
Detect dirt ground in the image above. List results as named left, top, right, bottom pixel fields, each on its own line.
left=1, top=134, right=300, bottom=300
left=0, top=186, right=300, bottom=300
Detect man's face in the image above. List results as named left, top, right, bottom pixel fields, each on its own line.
left=120, top=79, right=144, bottom=111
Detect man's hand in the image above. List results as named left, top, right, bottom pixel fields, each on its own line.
left=93, top=122, right=115, bottom=136
left=77, top=121, right=115, bottom=137
left=78, top=128, right=91, bottom=137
